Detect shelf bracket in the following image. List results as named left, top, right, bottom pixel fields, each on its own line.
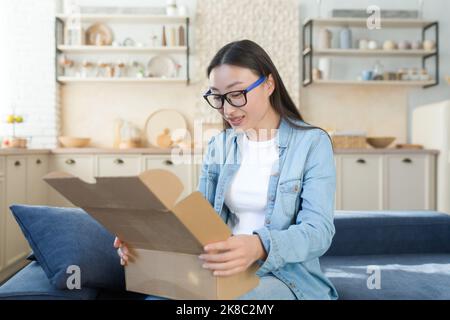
left=422, top=22, right=439, bottom=88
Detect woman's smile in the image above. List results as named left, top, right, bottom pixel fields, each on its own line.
left=226, top=114, right=246, bottom=126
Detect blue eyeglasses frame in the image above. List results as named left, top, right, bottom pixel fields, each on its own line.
left=203, top=76, right=267, bottom=109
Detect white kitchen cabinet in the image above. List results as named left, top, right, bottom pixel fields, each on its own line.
left=0, top=174, right=5, bottom=272
left=0, top=157, right=5, bottom=176
left=96, top=155, right=142, bottom=177
left=4, top=157, right=30, bottom=267
left=144, top=155, right=193, bottom=200
left=26, top=155, right=49, bottom=206
left=336, top=155, right=384, bottom=210
left=48, top=155, right=95, bottom=207
left=335, top=153, right=436, bottom=211
left=385, top=154, right=435, bottom=210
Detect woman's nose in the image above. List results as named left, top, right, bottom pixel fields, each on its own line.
left=222, top=101, right=238, bottom=116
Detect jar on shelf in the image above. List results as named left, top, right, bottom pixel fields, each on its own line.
left=358, top=39, right=369, bottom=50
left=81, top=60, right=93, bottom=78
left=372, top=60, right=384, bottom=81
left=419, top=68, right=430, bottom=81
left=397, top=68, right=408, bottom=81
left=166, top=0, right=178, bottom=16
left=408, top=68, right=419, bottom=81
left=339, top=26, right=352, bottom=49
left=114, top=61, right=126, bottom=78
left=318, top=28, right=332, bottom=49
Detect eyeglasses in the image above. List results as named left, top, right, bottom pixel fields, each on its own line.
left=203, top=76, right=267, bottom=109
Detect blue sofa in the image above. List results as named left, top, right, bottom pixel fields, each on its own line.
left=1, top=210, right=450, bottom=300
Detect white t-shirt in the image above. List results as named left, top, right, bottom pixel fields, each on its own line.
left=224, top=133, right=279, bottom=235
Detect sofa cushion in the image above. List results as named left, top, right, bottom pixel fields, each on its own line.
left=9, top=205, right=125, bottom=291
left=327, top=211, right=450, bottom=256
left=321, top=254, right=450, bottom=300
left=0, top=261, right=98, bottom=300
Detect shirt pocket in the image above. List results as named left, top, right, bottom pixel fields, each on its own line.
left=206, top=171, right=219, bottom=205
left=278, top=177, right=303, bottom=218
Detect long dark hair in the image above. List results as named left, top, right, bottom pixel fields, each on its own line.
left=206, top=39, right=326, bottom=136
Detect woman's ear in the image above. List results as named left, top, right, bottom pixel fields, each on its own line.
left=266, top=74, right=275, bottom=96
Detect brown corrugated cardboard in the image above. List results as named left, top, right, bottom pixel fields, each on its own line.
left=43, top=169, right=260, bottom=300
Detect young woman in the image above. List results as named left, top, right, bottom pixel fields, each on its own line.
left=115, top=40, right=338, bottom=300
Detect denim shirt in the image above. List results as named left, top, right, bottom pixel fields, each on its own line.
left=197, top=117, right=338, bottom=300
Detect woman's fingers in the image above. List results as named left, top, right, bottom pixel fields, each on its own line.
left=213, top=266, right=245, bottom=277
left=113, top=237, right=121, bottom=248
left=114, top=237, right=131, bottom=265
left=202, top=259, right=242, bottom=271
left=199, top=250, right=239, bottom=263
left=117, top=247, right=128, bottom=258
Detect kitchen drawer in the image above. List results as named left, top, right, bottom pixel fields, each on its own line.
left=50, top=155, right=95, bottom=182
left=385, top=154, right=435, bottom=210
left=49, top=155, right=95, bottom=207
left=144, top=156, right=192, bottom=200
left=96, top=155, right=142, bottom=177
left=337, top=155, right=383, bottom=210
left=27, top=155, right=49, bottom=206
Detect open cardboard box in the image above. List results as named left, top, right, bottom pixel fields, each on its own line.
left=43, top=169, right=259, bottom=300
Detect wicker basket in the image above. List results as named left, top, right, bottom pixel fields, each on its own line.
left=331, top=135, right=367, bottom=149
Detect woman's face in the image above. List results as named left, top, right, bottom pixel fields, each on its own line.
left=208, top=64, right=275, bottom=132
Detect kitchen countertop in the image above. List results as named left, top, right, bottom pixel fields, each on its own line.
left=0, top=148, right=51, bottom=155
left=333, top=148, right=440, bottom=155
left=0, top=147, right=440, bottom=155
left=50, top=147, right=203, bottom=155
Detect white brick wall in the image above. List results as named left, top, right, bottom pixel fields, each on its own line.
left=0, top=0, right=60, bottom=149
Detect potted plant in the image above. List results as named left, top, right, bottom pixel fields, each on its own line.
left=2, top=113, right=27, bottom=148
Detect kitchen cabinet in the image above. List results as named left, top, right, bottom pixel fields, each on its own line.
left=0, top=154, right=52, bottom=280
left=48, top=155, right=95, bottom=207
left=0, top=157, right=5, bottom=176
left=4, top=157, right=29, bottom=268
left=385, top=154, right=435, bottom=210
left=144, top=155, right=193, bottom=200
left=336, top=155, right=383, bottom=210
left=335, top=152, right=436, bottom=211
left=96, top=155, right=142, bottom=177
left=26, top=155, right=49, bottom=206
left=0, top=157, right=5, bottom=272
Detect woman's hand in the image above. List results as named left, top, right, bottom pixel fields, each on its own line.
left=114, top=237, right=130, bottom=266
left=199, top=235, right=267, bottom=277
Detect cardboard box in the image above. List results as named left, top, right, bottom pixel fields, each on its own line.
left=43, top=169, right=259, bottom=300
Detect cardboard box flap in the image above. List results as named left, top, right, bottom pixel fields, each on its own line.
left=172, top=191, right=231, bottom=246
left=138, top=169, right=184, bottom=209
left=43, top=170, right=181, bottom=211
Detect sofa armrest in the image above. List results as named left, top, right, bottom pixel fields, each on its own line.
left=325, top=211, right=450, bottom=256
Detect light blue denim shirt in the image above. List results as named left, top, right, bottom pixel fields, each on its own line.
left=197, top=117, right=338, bottom=300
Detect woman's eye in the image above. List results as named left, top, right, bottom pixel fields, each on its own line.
left=230, top=93, right=243, bottom=98
left=213, top=96, right=222, bottom=101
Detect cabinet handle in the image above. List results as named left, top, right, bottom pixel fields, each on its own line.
left=114, top=158, right=124, bottom=165
left=402, top=158, right=413, bottom=164
left=14, top=160, right=21, bottom=167
left=65, top=159, right=76, bottom=165
left=356, top=158, right=366, bottom=164
left=164, top=160, right=173, bottom=166
left=36, top=159, right=42, bottom=165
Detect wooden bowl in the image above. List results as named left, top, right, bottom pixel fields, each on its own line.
left=366, top=136, right=396, bottom=149
left=58, top=136, right=91, bottom=148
